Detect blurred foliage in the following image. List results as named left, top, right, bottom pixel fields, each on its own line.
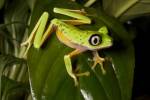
left=0, top=0, right=5, bottom=9
left=1, top=76, right=29, bottom=100
left=103, top=0, right=150, bottom=21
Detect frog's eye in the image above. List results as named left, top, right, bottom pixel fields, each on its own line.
left=89, top=34, right=102, bottom=46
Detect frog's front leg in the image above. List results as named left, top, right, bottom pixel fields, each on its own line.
left=64, top=49, right=90, bottom=86
left=92, top=51, right=106, bottom=74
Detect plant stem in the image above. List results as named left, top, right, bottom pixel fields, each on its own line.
left=115, top=0, right=138, bottom=18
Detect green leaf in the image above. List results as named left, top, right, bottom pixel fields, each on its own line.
left=0, top=54, right=25, bottom=98
left=0, top=0, right=5, bottom=10
left=26, top=0, right=37, bottom=11
left=1, top=76, right=29, bottom=100
left=119, top=1, right=150, bottom=21
left=4, top=0, right=29, bottom=41
left=102, top=0, right=150, bottom=21
left=0, top=0, right=30, bottom=56
left=27, top=0, right=135, bottom=100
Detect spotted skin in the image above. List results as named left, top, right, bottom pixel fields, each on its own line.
left=52, top=18, right=112, bottom=50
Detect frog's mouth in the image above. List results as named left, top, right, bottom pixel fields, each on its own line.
left=88, top=39, right=113, bottom=50
left=101, top=43, right=112, bottom=49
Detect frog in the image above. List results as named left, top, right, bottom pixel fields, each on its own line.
left=21, top=7, right=112, bottom=86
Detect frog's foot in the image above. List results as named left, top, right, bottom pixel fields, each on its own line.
left=92, top=51, right=106, bottom=74
left=75, top=70, right=90, bottom=77
left=74, top=69, right=90, bottom=86
left=68, top=70, right=90, bottom=86
left=74, top=71, right=90, bottom=86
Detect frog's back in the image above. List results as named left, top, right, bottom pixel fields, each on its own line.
left=52, top=18, right=93, bottom=49
left=52, top=19, right=87, bottom=41
left=52, top=18, right=81, bottom=33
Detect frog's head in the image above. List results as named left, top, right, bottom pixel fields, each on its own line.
left=87, top=26, right=112, bottom=50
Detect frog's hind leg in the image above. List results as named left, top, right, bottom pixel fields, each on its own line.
left=64, top=9, right=86, bottom=15
left=21, top=12, right=49, bottom=56
left=21, top=12, right=55, bottom=56
left=53, top=7, right=91, bottom=25
left=64, top=49, right=90, bottom=86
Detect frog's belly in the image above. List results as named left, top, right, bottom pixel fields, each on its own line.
left=56, top=30, right=87, bottom=50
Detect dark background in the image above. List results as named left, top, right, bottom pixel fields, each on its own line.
left=132, top=16, right=150, bottom=100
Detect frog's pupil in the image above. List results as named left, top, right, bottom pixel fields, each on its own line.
left=94, top=38, right=98, bottom=44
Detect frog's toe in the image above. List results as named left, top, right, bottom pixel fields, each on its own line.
left=76, top=71, right=90, bottom=77
left=73, top=70, right=90, bottom=86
